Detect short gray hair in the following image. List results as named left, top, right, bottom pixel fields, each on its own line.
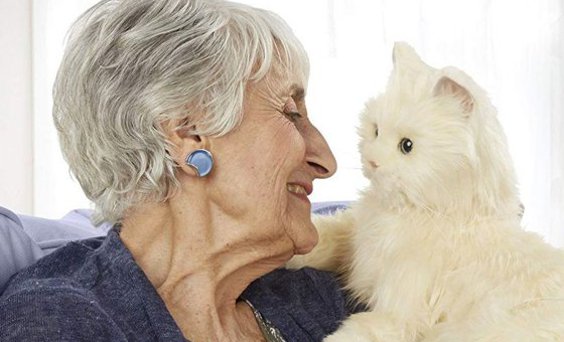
left=53, top=0, right=309, bottom=225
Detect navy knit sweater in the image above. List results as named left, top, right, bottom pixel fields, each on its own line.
left=0, top=229, right=359, bottom=341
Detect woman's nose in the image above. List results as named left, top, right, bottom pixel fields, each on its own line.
left=304, top=124, right=337, bottom=179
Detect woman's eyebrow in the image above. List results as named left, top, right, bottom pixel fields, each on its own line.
left=289, top=84, right=305, bottom=101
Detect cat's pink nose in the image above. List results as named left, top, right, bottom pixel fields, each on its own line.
left=369, top=161, right=379, bottom=169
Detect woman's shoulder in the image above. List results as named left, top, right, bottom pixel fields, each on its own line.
left=0, top=231, right=186, bottom=341
left=0, top=236, right=128, bottom=341
left=0, top=284, right=127, bottom=341
left=1, top=236, right=106, bottom=295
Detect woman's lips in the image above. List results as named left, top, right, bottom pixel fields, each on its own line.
left=286, top=183, right=312, bottom=203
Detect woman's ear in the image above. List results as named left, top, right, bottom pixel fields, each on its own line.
left=163, top=119, right=212, bottom=177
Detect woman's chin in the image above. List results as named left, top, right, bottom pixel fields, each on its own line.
left=292, top=224, right=319, bottom=255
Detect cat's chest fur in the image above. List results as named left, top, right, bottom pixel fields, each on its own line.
left=346, top=194, right=531, bottom=323
left=315, top=42, right=564, bottom=341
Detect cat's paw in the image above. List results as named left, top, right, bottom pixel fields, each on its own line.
left=323, top=329, right=373, bottom=342
left=322, top=313, right=382, bottom=342
left=324, top=312, right=409, bottom=342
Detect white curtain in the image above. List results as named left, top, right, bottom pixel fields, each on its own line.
left=32, top=0, right=564, bottom=247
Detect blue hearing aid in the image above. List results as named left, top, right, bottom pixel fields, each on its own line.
left=185, top=149, right=214, bottom=177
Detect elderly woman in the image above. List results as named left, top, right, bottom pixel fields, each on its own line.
left=0, top=0, right=357, bottom=341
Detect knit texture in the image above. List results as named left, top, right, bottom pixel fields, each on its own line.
left=0, top=229, right=359, bottom=341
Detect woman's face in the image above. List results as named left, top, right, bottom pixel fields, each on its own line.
left=207, top=70, right=336, bottom=256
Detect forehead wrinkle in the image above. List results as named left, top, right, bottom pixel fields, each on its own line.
left=250, top=77, right=305, bottom=113
left=246, top=77, right=284, bottom=110
left=263, top=61, right=306, bottom=94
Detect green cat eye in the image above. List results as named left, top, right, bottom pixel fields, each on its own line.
left=400, top=138, right=413, bottom=154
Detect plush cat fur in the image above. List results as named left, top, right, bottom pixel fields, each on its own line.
left=289, top=42, right=564, bottom=341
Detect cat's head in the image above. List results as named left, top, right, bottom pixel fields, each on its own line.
left=359, top=42, right=520, bottom=215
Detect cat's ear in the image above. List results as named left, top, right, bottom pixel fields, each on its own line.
left=392, top=42, right=425, bottom=69
left=432, top=76, right=474, bottom=114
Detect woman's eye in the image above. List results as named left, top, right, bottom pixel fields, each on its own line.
left=399, top=138, right=413, bottom=154
left=285, top=111, right=302, bottom=122
left=283, top=97, right=301, bottom=122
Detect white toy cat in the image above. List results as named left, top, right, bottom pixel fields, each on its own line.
left=289, top=42, right=564, bottom=341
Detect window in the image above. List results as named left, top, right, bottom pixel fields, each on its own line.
left=29, top=0, right=563, bottom=247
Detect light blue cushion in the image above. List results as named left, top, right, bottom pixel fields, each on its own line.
left=18, top=210, right=111, bottom=254
left=0, top=206, right=110, bottom=292
left=312, top=201, right=350, bottom=216
left=0, top=207, right=44, bottom=290
left=0, top=202, right=349, bottom=292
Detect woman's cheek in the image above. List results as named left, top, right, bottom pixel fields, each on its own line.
left=288, top=124, right=307, bottom=162
left=273, top=120, right=307, bottom=166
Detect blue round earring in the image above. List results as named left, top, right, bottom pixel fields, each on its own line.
left=185, top=149, right=214, bottom=177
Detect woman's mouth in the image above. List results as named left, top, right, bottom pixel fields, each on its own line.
left=286, top=183, right=312, bottom=202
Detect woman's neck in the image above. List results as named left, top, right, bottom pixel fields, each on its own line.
left=119, top=195, right=290, bottom=341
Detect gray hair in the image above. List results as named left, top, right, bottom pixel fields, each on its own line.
left=53, top=0, right=309, bottom=225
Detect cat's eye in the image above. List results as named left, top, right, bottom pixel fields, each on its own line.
left=374, top=124, right=379, bottom=138
left=399, top=138, right=413, bottom=154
